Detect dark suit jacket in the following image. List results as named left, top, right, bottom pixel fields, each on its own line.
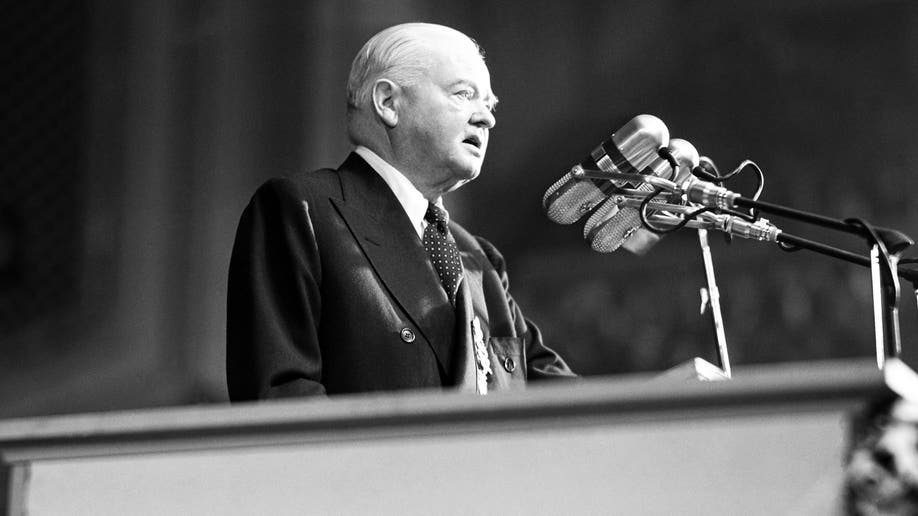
left=227, top=153, right=574, bottom=401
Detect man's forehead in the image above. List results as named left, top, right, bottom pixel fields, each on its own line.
left=415, top=29, right=484, bottom=64
left=410, top=29, right=495, bottom=98
left=424, top=42, right=488, bottom=76
left=434, top=34, right=486, bottom=65
left=415, top=25, right=476, bottom=50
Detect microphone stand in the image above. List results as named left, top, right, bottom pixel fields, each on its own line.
left=698, top=228, right=731, bottom=378
left=730, top=196, right=913, bottom=369
left=571, top=166, right=917, bottom=369
left=573, top=168, right=739, bottom=379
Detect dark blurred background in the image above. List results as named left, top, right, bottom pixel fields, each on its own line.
left=2, top=0, right=917, bottom=417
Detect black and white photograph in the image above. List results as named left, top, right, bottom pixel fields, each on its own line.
left=2, top=1, right=918, bottom=514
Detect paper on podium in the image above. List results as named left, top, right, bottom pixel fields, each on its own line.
left=884, top=357, right=918, bottom=401
left=654, top=357, right=730, bottom=382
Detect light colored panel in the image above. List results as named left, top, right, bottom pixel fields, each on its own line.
left=24, top=411, right=845, bottom=516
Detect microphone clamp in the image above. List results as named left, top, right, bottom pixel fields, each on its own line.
left=719, top=216, right=781, bottom=242
left=684, top=180, right=740, bottom=210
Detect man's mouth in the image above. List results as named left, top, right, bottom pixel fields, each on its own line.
left=462, top=135, right=482, bottom=149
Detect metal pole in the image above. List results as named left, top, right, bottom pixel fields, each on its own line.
left=869, top=245, right=903, bottom=369
left=698, top=229, right=731, bottom=378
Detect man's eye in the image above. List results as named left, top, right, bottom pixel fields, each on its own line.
left=456, top=90, right=474, bottom=100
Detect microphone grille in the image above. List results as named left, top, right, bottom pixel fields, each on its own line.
left=582, top=198, right=619, bottom=239
left=588, top=206, right=644, bottom=253
left=543, top=169, right=606, bottom=225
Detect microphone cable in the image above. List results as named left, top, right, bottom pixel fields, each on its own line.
left=638, top=147, right=711, bottom=235
left=692, top=158, right=765, bottom=222
left=639, top=149, right=766, bottom=237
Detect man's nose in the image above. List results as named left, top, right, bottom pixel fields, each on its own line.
left=471, top=104, right=496, bottom=129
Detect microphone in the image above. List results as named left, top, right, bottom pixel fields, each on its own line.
left=620, top=150, right=714, bottom=255
left=542, top=114, right=669, bottom=224
left=584, top=139, right=700, bottom=253
left=685, top=212, right=781, bottom=242
left=683, top=179, right=741, bottom=210
left=672, top=157, right=744, bottom=209
left=632, top=210, right=781, bottom=244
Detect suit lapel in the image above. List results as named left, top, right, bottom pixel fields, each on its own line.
left=330, top=153, right=456, bottom=377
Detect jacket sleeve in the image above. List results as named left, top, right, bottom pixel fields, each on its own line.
left=476, top=237, right=577, bottom=381
left=226, top=177, right=325, bottom=400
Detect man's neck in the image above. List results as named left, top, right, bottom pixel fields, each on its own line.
left=354, top=146, right=435, bottom=239
left=358, top=144, right=445, bottom=201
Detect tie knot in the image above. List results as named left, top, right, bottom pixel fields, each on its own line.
left=425, top=203, right=449, bottom=231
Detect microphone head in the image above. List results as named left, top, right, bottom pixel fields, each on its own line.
left=586, top=200, right=646, bottom=253
left=543, top=114, right=669, bottom=224
left=542, top=166, right=610, bottom=225
left=606, top=115, right=671, bottom=182
left=583, top=138, right=699, bottom=254
left=582, top=195, right=621, bottom=240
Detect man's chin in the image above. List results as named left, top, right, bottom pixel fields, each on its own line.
left=441, top=172, right=477, bottom=194
left=459, top=166, right=482, bottom=183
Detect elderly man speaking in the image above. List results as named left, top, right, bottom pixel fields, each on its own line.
left=227, top=22, right=574, bottom=401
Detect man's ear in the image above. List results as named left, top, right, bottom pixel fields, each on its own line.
left=371, top=79, right=400, bottom=128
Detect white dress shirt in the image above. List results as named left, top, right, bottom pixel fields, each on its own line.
left=354, top=145, right=443, bottom=239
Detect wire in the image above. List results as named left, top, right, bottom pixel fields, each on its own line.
left=725, top=160, right=764, bottom=221
left=712, top=160, right=764, bottom=190
left=692, top=157, right=722, bottom=183
left=736, top=160, right=765, bottom=201
left=639, top=188, right=713, bottom=234
left=693, top=157, right=764, bottom=222
left=638, top=188, right=667, bottom=233
left=646, top=152, right=765, bottom=238
left=658, top=147, right=680, bottom=180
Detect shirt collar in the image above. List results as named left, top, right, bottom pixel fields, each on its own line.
left=354, top=145, right=435, bottom=239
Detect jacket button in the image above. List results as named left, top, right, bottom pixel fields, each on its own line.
left=400, top=327, right=416, bottom=343
left=502, top=356, right=516, bottom=372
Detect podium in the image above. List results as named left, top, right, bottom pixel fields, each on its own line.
left=0, top=358, right=910, bottom=515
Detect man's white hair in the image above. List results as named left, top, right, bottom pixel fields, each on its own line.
left=345, top=23, right=483, bottom=113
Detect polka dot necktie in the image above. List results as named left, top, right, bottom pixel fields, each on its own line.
left=423, top=203, right=463, bottom=306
